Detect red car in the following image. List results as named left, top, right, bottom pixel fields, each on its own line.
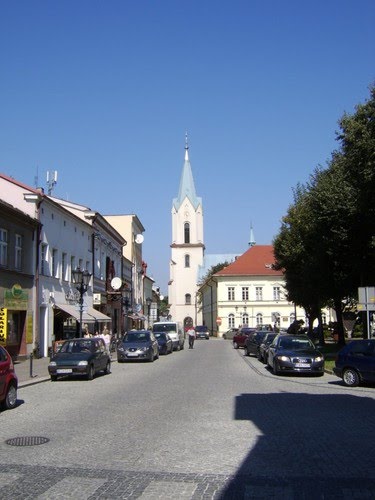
left=233, top=327, right=256, bottom=349
left=0, top=345, right=18, bottom=410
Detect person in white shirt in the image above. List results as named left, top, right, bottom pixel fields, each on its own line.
left=187, top=327, right=196, bottom=349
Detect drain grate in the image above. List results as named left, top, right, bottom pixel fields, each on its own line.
left=6, top=436, right=50, bottom=447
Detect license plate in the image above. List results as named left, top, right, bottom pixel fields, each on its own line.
left=56, top=368, right=73, bottom=374
left=295, top=363, right=310, bottom=368
left=127, top=353, right=139, bottom=357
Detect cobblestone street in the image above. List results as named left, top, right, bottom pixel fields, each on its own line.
left=2, top=340, right=375, bottom=499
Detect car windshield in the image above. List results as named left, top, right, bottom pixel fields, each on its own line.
left=124, top=332, right=150, bottom=343
left=153, top=324, right=176, bottom=333
left=196, top=326, right=208, bottom=332
left=60, top=340, right=93, bottom=353
left=279, top=337, right=313, bottom=350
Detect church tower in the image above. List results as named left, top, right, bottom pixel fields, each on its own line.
left=168, top=136, right=204, bottom=329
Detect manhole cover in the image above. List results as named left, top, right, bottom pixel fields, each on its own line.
left=6, top=436, right=50, bottom=447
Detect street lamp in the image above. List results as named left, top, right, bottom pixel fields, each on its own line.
left=72, top=267, right=92, bottom=338
left=122, top=289, right=130, bottom=334
left=146, top=297, right=152, bottom=329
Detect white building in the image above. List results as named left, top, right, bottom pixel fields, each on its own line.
left=168, top=139, right=205, bottom=329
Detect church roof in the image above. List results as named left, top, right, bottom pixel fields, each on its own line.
left=173, top=140, right=202, bottom=211
left=215, top=245, right=282, bottom=277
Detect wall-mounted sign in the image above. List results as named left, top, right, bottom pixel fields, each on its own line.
left=0, top=308, right=7, bottom=345
left=4, top=284, right=28, bottom=310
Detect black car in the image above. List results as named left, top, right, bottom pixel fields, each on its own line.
left=117, top=330, right=159, bottom=362
left=154, top=332, right=173, bottom=355
left=258, top=332, right=278, bottom=363
left=333, top=339, right=375, bottom=387
left=48, top=338, right=111, bottom=381
left=244, top=331, right=268, bottom=357
left=267, top=334, right=324, bottom=376
left=195, top=325, right=210, bottom=339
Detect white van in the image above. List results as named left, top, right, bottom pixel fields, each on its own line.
left=152, top=321, right=185, bottom=351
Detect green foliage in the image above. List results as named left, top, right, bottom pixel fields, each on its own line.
left=273, top=84, right=375, bottom=341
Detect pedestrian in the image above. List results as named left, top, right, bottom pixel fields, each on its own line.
left=187, top=326, right=196, bottom=349
left=102, top=327, right=111, bottom=353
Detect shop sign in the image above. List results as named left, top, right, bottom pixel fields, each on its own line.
left=0, top=308, right=7, bottom=345
left=4, top=284, right=28, bottom=310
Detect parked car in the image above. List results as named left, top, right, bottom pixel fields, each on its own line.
left=233, top=327, right=256, bottom=349
left=48, top=337, right=111, bottom=381
left=333, top=339, right=375, bottom=387
left=0, top=345, right=18, bottom=410
left=244, top=331, right=268, bottom=357
left=258, top=332, right=278, bottom=363
left=117, top=330, right=159, bottom=362
left=222, top=328, right=239, bottom=340
left=195, top=325, right=210, bottom=339
left=154, top=332, right=173, bottom=355
left=267, top=334, right=324, bottom=376
left=152, top=321, right=185, bottom=351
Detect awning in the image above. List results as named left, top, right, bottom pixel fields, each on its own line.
left=54, top=304, right=111, bottom=323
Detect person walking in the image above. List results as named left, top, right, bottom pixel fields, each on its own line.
left=187, top=326, right=196, bottom=349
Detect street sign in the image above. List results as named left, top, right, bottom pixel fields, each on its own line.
left=216, top=317, right=222, bottom=326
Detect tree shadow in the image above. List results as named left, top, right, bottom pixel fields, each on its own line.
left=220, top=392, right=375, bottom=498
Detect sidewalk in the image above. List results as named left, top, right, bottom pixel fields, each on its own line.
left=14, top=356, right=51, bottom=388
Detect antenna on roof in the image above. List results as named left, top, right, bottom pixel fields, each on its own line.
left=34, top=165, right=39, bottom=188
left=46, top=170, right=58, bottom=195
left=249, top=223, right=256, bottom=247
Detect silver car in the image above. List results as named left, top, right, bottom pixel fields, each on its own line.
left=117, top=330, right=159, bottom=362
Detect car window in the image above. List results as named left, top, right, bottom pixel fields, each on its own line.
left=125, top=332, right=150, bottom=342
left=348, top=341, right=375, bottom=355
left=279, top=337, right=313, bottom=350
left=0, top=346, right=7, bottom=362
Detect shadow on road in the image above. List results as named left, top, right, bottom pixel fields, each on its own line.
left=219, top=392, right=375, bottom=498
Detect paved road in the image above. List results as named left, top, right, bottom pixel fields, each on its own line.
left=1, top=339, right=375, bottom=499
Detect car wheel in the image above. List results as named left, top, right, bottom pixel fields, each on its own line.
left=233, top=342, right=238, bottom=349
left=342, top=368, right=360, bottom=387
left=104, top=361, right=111, bottom=374
left=180, top=342, right=184, bottom=350
left=87, top=364, right=95, bottom=380
left=3, top=383, right=17, bottom=409
left=149, top=351, right=154, bottom=362
left=50, top=375, right=57, bottom=382
left=257, top=351, right=262, bottom=361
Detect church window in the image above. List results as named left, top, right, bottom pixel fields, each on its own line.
left=184, top=222, right=190, bottom=243
left=185, top=254, right=190, bottom=267
left=185, top=293, right=191, bottom=305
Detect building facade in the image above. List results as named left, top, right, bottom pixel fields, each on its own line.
left=168, top=140, right=204, bottom=330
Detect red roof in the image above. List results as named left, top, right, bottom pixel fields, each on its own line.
left=215, top=245, right=282, bottom=277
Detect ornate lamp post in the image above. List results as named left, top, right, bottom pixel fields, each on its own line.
left=146, top=297, right=152, bottom=329
left=122, top=289, right=130, bottom=334
left=72, top=267, right=92, bottom=338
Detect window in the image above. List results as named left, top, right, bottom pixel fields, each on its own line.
left=71, top=256, right=75, bottom=280
left=256, top=313, right=263, bottom=326
left=0, top=229, right=8, bottom=266
left=228, top=314, right=235, bottom=328
left=185, top=293, right=191, bottom=305
left=184, top=222, right=190, bottom=244
left=242, top=287, right=249, bottom=301
left=52, top=249, right=58, bottom=278
left=273, top=286, right=281, bottom=301
left=14, top=234, right=22, bottom=270
left=185, top=254, right=190, bottom=267
left=62, top=253, right=67, bottom=281
left=41, top=244, right=48, bottom=275
left=242, top=313, right=249, bottom=326
left=255, top=287, right=263, bottom=301
left=228, top=287, right=235, bottom=301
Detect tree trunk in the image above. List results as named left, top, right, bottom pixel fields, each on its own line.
left=334, top=298, right=346, bottom=346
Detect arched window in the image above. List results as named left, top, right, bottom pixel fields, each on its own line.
left=185, top=254, right=190, bottom=267
left=256, top=313, right=263, bottom=326
left=184, top=222, right=190, bottom=243
left=185, top=293, right=191, bottom=305
left=242, top=313, right=249, bottom=326
left=228, top=314, right=235, bottom=328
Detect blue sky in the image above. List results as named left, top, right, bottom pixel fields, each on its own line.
left=1, top=1, right=374, bottom=294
